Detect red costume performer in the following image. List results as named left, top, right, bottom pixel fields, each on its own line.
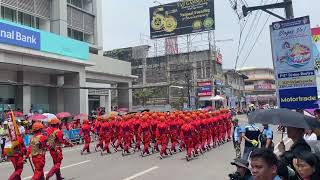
left=46, top=118, right=68, bottom=180
left=157, top=116, right=169, bottom=158
left=132, top=114, right=141, bottom=152
left=113, top=117, right=123, bottom=151
left=95, top=117, right=103, bottom=151
left=80, top=120, right=92, bottom=154
left=150, top=114, right=159, bottom=152
left=27, top=122, right=47, bottom=180
left=140, top=115, right=151, bottom=156
left=180, top=116, right=195, bottom=160
left=120, top=117, right=133, bottom=154
left=100, top=116, right=113, bottom=154
left=168, top=115, right=179, bottom=153
left=8, top=136, right=26, bottom=180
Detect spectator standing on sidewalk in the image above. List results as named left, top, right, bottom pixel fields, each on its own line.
left=260, top=124, right=274, bottom=151
left=232, top=118, right=242, bottom=158
left=250, top=148, right=281, bottom=180
left=242, top=122, right=260, bottom=160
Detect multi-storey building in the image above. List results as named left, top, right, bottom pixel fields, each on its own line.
left=238, top=67, right=276, bottom=106
left=0, top=0, right=135, bottom=114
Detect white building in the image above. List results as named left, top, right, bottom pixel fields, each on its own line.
left=0, top=0, right=135, bottom=114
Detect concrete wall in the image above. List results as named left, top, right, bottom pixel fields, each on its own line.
left=50, top=0, right=68, bottom=36
left=86, top=54, right=132, bottom=76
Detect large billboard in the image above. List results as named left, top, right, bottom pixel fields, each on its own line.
left=271, top=16, right=318, bottom=109
left=312, top=28, right=320, bottom=98
left=149, top=0, right=215, bottom=39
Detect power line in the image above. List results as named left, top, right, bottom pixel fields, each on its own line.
left=239, top=0, right=279, bottom=68
left=236, top=0, right=266, bottom=60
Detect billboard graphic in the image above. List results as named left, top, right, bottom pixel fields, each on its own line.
left=149, top=0, right=215, bottom=39
left=312, top=27, right=320, bottom=98
left=197, top=81, right=212, bottom=97
left=271, top=16, right=318, bottom=109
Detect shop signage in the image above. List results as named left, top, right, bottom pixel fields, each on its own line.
left=271, top=16, right=318, bottom=109
left=254, top=84, right=272, bottom=90
left=150, top=0, right=215, bottom=39
left=197, top=81, right=212, bottom=97
left=0, top=19, right=88, bottom=60
left=0, top=21, right=40, bottom=50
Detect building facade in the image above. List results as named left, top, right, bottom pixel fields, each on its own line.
left=0, top=0, right=134, bottom=114
left=105, top=46, right=224, bottom=110
left=223, top=69, right=247, bottom=109
left=238, top=67, right=276, bottom=107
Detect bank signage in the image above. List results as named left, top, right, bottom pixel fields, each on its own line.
left=271, top=16, right=318, bottom=109
left=0, top=21, right=40, bottom=50
left=0, top=19, right=88, bottom=60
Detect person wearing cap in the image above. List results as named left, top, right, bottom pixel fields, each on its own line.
left=232, top=118, right=242, bottom=159
left=120, top=116, right=133, bottom=155
left=230, top=158, right=252, bottom=180
left=132, top=114, right=142, bottom=152
left=46, top=118, right=65, bottom=180
left=27, top=122, right=47, bottom=180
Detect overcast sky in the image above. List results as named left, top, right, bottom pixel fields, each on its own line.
left=102, top=0, right=320, bottom=69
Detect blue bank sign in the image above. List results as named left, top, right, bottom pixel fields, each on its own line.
left=0, top=20, right=89, bottom=60
left=0, top=21, right=40, bottom=50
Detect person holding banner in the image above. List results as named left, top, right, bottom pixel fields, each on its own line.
left=8, top=136, right=26, bottom=180
left=6, top=111, right=27, bottom=180
left=46, top=118, right=65, bottom=180
left=27, top=122, right=47, bottom=180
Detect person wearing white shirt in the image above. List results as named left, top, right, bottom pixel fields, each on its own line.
left=303, top=129, right=318, bottom=141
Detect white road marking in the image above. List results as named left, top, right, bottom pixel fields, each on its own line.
left=123, top=166, right=159, bottom=180
left=22, top=160, right=91, bottom=180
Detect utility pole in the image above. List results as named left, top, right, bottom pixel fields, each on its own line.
left=242, top=0, right=294, bottom=20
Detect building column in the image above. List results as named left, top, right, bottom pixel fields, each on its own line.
left=117, top=82, right=132, bottom=112
left=23, top=86, right=31, bottom=114
left=99, top=96, right=106, bottom=108
left=107, top=90, right=112, bottom=113
left=50, top=0, right=68, bottom=36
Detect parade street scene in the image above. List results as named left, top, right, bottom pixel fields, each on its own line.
left=0, top=0, right=320, bottom=180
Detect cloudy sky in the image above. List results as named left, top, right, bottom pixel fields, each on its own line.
left=102, top=0, right=320, bottom=69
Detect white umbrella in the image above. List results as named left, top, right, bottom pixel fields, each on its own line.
left=210, top=95, right=225, bottom=101
left=42, top=113, right=57, bottom=122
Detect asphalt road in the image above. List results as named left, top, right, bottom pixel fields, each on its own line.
left=0, top=115, right=286, bottom=180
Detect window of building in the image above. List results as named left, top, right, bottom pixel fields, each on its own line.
left=83, top=0, right=93, bottom=13
left=71, top=0, right=83, bottom=9
left=2, top=6, right=16, bottom=22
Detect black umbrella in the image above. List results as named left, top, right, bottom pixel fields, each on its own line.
left=248, top=108, right=320, bottom=129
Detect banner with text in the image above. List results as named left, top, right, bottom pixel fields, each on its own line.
left=271, top=16, right=318, bottom=109
left=312, top=27, right=320, bottom=98
left=149, top=0, right=215, bottom=39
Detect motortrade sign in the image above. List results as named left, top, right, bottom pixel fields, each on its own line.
left=271, top=16, right=318, bottom=109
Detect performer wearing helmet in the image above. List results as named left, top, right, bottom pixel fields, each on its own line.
left=7, top=135, right=26, bottom=180
left=150, top=114, right=159, bottom=152
left=113, top=116, right=123, bottom=152
left=180, top=116, right=195, bottom=161
left=140, top=115, right=151, bottom=156
left=27, top=122, right=47, bottom=180
left=157, top=116, right=169, bottom=159
left=132, top=114, right=141, bottom=152
left=168, top=114, right=179, bottom=153
left=100, top=116, right=112, bottom=155
left=120, top=116, right=133, bottom=155
left=46, top=118, right=68, bottom=180
left=94, top=116, right=103, bottom=152
left=80, top=120, right=92, bottom=155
